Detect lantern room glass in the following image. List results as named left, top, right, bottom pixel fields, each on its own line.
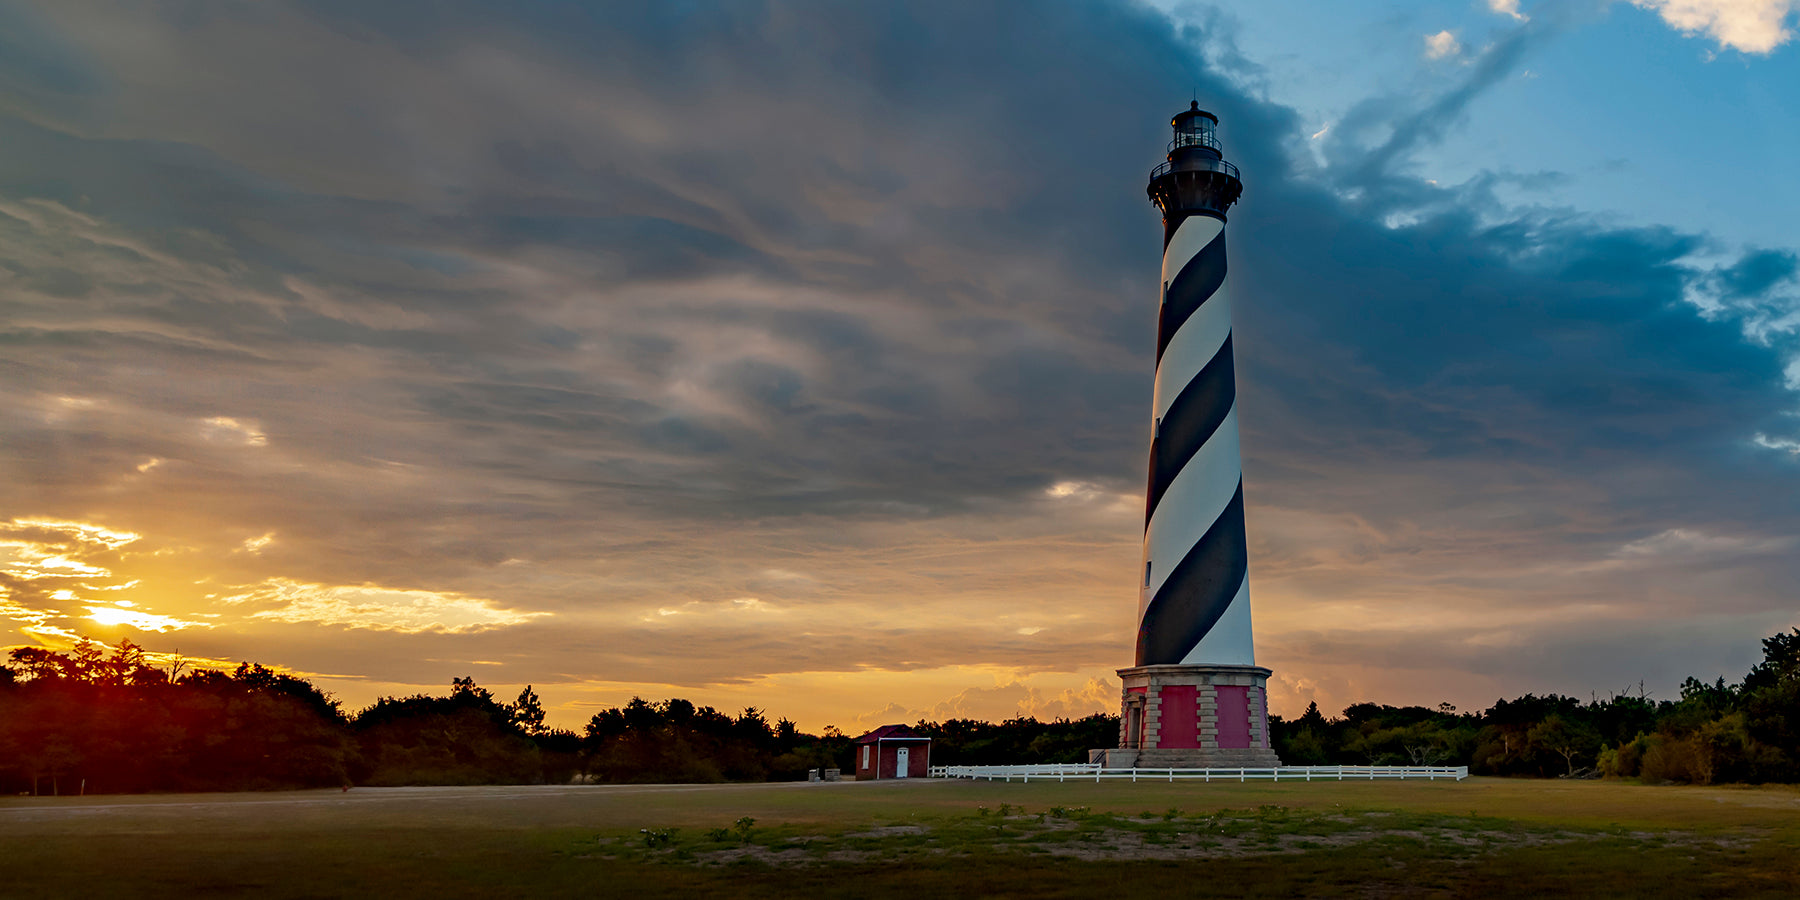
left=1171, top=109, right=1219, bottom=153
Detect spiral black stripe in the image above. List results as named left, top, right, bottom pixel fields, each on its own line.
left=1136, top=483, right=1248, bottom=666
left=1143, top=335, right=1236, bottom=526
left=1162, top=208, right=1227, bottom=249
left=1155, top=229, right=1227, bottom=365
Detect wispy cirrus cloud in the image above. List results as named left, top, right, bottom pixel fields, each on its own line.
left=1490, top=0, right=1530, bottom=22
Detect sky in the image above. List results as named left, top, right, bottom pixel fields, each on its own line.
left=1, top=0, right=1797, bottom=734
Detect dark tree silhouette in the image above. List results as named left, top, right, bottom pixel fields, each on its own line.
left=6, top=631, right=1800, bottom=793
left=510, top=685, right=547, bottom=736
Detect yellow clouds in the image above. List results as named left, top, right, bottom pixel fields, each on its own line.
left=222, top=578, right=545, bottom=633
left=85, top=604, right=204, bottom=633
left=1, top=514, right=543, bottom=656
left=8, top=519, right=141, bottom=550
left=201, top=417, right=268, bottom=447
left=647, top=596, right=785, bottom=622
left=1, top=517, right=168, bottom=644
left=0, top=517, right=139, bottom=581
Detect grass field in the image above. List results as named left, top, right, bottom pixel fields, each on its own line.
left=2, top=777, right=1797, bottom=898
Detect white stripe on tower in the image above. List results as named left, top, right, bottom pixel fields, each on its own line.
left=1152, top=217, right=1231, bottom=422
left=1136, top=214, right=1255, bottom=667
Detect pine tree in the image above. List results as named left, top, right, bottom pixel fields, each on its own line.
left=510, top=685, right=547, bottom=736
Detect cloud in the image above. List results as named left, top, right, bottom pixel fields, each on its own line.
left=1630, top=0, right=1799, bottom=54
left=1490, top=0, right=1531, bottom=21
left=1755, top=433, right=1800, bottom=454
left=0, top=517, right=215, bottom=643
left=202, top=417, right=268, bottom=447
left=1611, top=528, right=1793, bottom=560
left=0, top=518, right=137, bottom=580
left=6, top=518, right=140, bottom=551
left=86, top=604, right=205, bottom=633
left=1424, top=30, right=1464, bottom=59
left=1333, top=16, right=1558, bottom=185
left=908, top=676, right=1116, bottom=723
left=222, top=579, right=546, bottom=633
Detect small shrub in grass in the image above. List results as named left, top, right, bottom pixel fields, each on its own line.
left=639, top=828, right=676, bottom=848
left=732, top=816, right=756, bottom=844
left=704, top=828, right=730, bottom=842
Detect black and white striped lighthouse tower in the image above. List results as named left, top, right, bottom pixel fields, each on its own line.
left=1104, top=103, right=1280, bottom=768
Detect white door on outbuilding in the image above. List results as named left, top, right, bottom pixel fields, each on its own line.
left=895, top=746, right=909, bottom=778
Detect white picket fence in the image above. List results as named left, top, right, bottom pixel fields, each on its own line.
left=929, top=763, right=1468, bottom=782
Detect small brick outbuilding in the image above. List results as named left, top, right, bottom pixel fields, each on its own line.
left=852, top=724, right=931, bottom=779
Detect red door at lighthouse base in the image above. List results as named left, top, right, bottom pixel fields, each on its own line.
left=1158, top=684, right=1198, bottom=748
left=1215, top=686, right=1251, bottom=748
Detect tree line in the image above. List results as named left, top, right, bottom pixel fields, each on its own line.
left=2, top=628, right=1794, bottom=793
left=1269, top=628, right=1799, bottom=783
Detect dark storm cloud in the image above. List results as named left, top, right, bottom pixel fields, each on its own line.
left=1, top=0, right=1796, bottom=715
left=1716, top=250, right=1798, bottom=299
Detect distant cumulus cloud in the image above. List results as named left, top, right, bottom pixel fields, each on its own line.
left=1631, top=0, right=1800, bottom=53
left=1424, top=30, right=1464, bottom=59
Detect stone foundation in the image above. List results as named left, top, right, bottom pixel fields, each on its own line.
left=1093, top=664, right=1281, bottom=768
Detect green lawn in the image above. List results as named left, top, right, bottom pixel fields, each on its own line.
left=2, top=778, right=1797, bottom=898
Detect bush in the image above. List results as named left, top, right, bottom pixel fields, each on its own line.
left=1639, top=734, right=1707, bottom=784
left=1597, top=737, right=1645, bottom=779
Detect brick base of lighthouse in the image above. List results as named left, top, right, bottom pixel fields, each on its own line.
left=1091, top=665, right=1282, bottom=768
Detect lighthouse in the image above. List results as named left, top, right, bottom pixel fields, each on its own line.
left=1104, top=103, right=1280, bottom=768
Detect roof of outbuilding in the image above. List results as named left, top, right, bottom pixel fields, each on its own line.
left=853, top=723, right=929, bottom=743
